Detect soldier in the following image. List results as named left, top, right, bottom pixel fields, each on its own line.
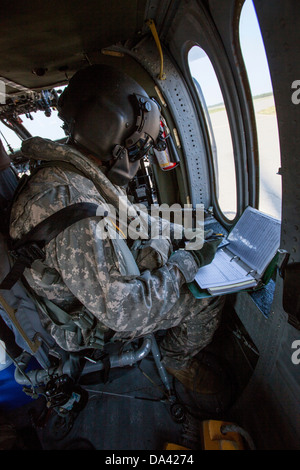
left=9, top=65, right=225, bottom=393
left=0, top=140, right=23, bottom=359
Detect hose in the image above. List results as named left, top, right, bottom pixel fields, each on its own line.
left=14, top=350, right=57, bottom=386
left=14, top=335, right=153, bottom=387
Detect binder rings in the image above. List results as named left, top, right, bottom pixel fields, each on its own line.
left=193, top=207, right=281, bottom=296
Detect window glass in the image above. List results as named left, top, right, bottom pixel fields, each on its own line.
left=0, top=120, right=22, bottom=154
left=20, top=108, right=66, bottom=141
left=239, top=0, right=281, bottom=220
left=0, top=85, right=66, bottom=155
left=188, top=46, right=237, bottom=220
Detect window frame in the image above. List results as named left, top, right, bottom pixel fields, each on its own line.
left=185, top=40, right=251, bottom=230
left=174, top=1, right=259, bottom=230
left=188, top=44, right=239, bottom=221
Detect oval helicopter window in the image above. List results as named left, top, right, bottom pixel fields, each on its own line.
left=188, top=46, right=237, bottom=220
left=239, top=0, right=281, bottom=220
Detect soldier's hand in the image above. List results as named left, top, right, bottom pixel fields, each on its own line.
left=188, top=238, right=221, bottom=268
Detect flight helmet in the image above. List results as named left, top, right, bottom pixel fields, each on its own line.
left=57, top=64, right=162, bottom=186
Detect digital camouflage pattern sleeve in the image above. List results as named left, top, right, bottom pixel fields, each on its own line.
left=10, top=166, right=200, bottom=339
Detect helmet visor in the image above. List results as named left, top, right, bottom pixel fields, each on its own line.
left=127, top=135, right=154, bottom=161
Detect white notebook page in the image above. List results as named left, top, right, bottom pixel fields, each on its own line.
left=195, top=249, right=256, bottom=289
left=227, top=207, right=281, bottom=275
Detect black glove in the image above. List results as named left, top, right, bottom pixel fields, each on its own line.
left=189, top=238, right=221, bottom=268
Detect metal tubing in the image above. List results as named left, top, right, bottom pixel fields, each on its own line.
left=14, top=351, right=57, bottom=386
left=109, top=335, right=152, bottom=368
left=150, top=335, right=172, bottom=394
left=14, top=335, right=153, bottom=387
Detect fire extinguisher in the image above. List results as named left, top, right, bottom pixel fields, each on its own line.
left=153, top=118, right=180, bottom=171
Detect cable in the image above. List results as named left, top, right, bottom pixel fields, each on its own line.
left=221, top=423, right=256, bottom=450
left=146, top=19, right=166, bottom=80
left=0, top=128, right=14, bottom=154
left=108, top=217, right=126, bottom=239
left=137, top=363, right=169, bottom=399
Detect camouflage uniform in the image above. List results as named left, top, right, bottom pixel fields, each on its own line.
left=10, top=137, right=224, bottom=369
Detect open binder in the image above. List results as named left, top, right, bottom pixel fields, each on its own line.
left=193, top=207, right=281, bottom=296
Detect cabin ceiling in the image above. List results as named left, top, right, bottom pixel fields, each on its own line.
left=0, top=0, right=153, bottom=94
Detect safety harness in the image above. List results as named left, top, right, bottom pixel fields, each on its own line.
left=0, top=161, right=112, bottom=350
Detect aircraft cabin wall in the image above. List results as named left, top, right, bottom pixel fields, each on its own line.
left=0, top=0, right=299, bottom=450
left=145, top=0, right=300, bottom=450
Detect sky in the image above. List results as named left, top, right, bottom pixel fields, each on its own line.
left=0, top=88, right=66, bottom=152
left=0, top=0, right=274, bottom=151
left=189, top=0, right=273, bottom=106
left=238, top=0, right=273, bottom=97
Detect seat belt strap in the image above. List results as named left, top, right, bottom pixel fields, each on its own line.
left=0, top=202, right=108, bottom=290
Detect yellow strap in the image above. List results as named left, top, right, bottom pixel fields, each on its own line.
left=146, top=19, right=166, bottom=80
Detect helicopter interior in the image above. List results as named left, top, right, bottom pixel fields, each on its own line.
left=0, top=0, right=299, bottom=452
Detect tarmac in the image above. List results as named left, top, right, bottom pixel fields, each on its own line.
left=209, top=94, right=281, bottom=221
